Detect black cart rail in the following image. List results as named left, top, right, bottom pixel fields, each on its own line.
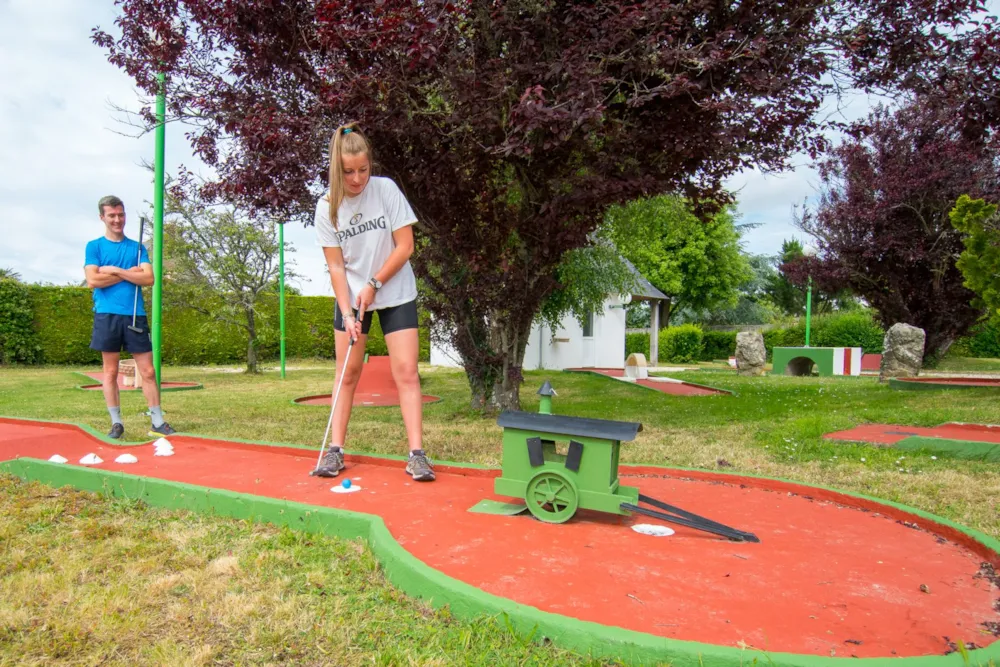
left=620, top=493, right=760, bottom=543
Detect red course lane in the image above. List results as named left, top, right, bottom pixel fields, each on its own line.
left=568, top=368, right=726, bottom=396
left=826, top=423, right=1000, bottom=446
left=295, top=356, right=440, bottom=406
left=1, top=418, right=997, bottom=658
left=79, top=372, right=200, bottom=391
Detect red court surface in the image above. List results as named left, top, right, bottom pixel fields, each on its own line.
left=893, top=377, right=1000, bottom=388
left=294, top=356, right=440, bottom=407
left=78, top=372, right=201, bottom=392
left=2, top=417, right=997, bottom=658
left=568, top=368, right=728, bottom=396
left=826, top=422, right=1000, bottom=446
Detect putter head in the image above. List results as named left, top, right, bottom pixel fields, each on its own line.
left=127, top=325, right=143, bottom=334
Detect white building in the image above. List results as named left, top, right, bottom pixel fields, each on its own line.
left=430, top=262, right=667, bottom=370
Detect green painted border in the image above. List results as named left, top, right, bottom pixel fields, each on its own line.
left=1, top=418, right=998, bottom=666
left=71, top=371, right=204, bottom=393
left=563, top=369, right=735, bottom=397
left=897, top=436, right=1000, bottom=462
left=890, top=377, right=1000, bottom=392
left=288, top=394, right=443, bottom=408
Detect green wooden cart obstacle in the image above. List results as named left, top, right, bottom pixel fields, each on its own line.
left=471, top=382, right=759, bottom=542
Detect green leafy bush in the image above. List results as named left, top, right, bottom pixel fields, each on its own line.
left=28, top=286, right=101, bottom=364
left=951, top=321, right=1000, bottom=358
left=0, top=278, right=41, bottom=363
left=23, top=286, right=430, bottom=365
left=701, top=330, right=737, bottom=360
left=812, top=311, right=884, bottom=353
left=625, top=332, right=650, bottom=358
left=659, top=323, right=704, bottom=363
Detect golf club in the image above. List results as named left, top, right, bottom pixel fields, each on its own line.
left=127, top=216, right=147, bottom=334
left=310, top=305, right=366, bottom=476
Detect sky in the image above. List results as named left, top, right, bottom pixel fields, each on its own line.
left=0, top=0, right=912, bottom=295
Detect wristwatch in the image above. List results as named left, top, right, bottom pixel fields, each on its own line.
left=368, top=277, right=382, bottom=292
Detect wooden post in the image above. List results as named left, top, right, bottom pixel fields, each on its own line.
left=649, top=301, right=659, bottom=367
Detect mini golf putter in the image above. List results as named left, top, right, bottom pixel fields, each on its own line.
left=471, top=381, right=760, bottom=542
left=311, top=306, right=365, bottom=477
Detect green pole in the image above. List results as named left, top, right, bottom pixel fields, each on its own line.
left=279, top=222, right=286, bottom=379
left=152, top=71, right=166, bottom=391
left=804, top=275, right=813, bottom=348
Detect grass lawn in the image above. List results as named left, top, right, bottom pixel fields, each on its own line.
left=2, top=361, right=999, bottom=665
left=932, top=356, right=1000, bottom=373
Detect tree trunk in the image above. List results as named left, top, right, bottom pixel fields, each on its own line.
left=454, top=310, right=532, bottom=412
left=488, top=314, right=532, bottom=412
left=466, top=370, right=492, bottom=411
left=657, top=299, right=674, bottom=329
left=246, top=308, right=258, bottom=374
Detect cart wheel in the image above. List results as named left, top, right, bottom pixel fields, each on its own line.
left=525, top=470, right=579, bottom=523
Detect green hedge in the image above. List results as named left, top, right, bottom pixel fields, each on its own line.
left=17, top=286, right=430, bottom=366
left=0, top=279, right=41, bottom=363
left=702, top=330, right=737, bottom=360
left=951, top=321, right=1000, bottom=358
left=28, top=286, right=102, bottom=365
left=624, top=311, right=887, bottom=364
left=658, top=324, right=704, bottom=363
left=625, top=332, right=649, bottom=358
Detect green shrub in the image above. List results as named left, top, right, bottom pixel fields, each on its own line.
left=28, top=286, right=101, bottom=364
left=811, top=311, right=884, bottom=353
left=22, top=285, right=431, bottom=366
left=659, top=323, right=704, bottom=363
left=952, top=321, right=1000, bottom=358
left=0, top=279, right=41, bottom=363
left=701, top=330, right=737, bottom=360
left=625, top=332, right=650, bottom=358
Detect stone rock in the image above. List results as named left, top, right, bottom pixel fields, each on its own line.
left=735, top=331, right=766, bottom=376
left=880, top=323, right=925, bottom=382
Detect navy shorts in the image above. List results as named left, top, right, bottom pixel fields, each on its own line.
left=334, top=300, right=418, bottom=336
left=89, top=313, right=153, bottom=354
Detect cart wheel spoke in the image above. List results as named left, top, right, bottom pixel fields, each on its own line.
left=524, top=471, right=579, bottom=524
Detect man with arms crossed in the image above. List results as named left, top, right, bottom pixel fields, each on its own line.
left=84, top=195, right=176, bottom=439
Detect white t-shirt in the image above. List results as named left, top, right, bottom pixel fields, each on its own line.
left=314, top=176, right=418, bottom=311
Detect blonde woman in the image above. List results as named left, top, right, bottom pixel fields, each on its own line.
left=313, top=123, right=433, bottom=481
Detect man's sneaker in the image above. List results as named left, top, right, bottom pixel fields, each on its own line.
left=148, top=422, right=177, bottom=437
left=313, top=448, right=345, bottom=478
left=406, top=453, right=436, bottom=482
left=108, top=423, right=125, bottom=439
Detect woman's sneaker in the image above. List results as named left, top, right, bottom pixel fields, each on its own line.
left=314, top=448, right=345, bottom=477
left=148, top=422, right=176, bottom=437
left=108, top=423, right=125, bottom=439
left=406, top=452, right=435, bottom=482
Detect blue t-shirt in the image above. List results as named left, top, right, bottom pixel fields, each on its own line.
left=84, top=236, right=150, bottom=315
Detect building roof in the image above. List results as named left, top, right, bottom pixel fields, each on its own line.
left=622, top=258, right=667, bottom=301
left=497, top=411, right=643, bottom=442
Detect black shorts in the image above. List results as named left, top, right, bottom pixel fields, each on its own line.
left=334, top=300, right=418, bottom=336
left=89, top=313, right=153, bottom=354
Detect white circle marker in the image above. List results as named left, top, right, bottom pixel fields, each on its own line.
left=632, top=524, right=675, bottom=537
left=331, top=485, right=363, bottom=494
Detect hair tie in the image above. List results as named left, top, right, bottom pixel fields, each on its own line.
left=342, top=128, right=352, bottom=135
